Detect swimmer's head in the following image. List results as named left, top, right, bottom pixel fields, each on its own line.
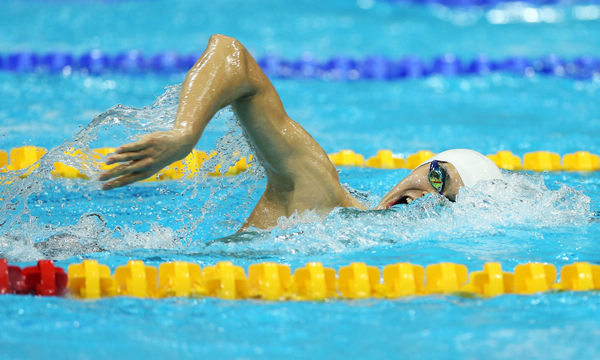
left=376, top=149, right=501, bottom=209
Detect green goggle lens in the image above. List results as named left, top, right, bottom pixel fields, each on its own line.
left=428, top=160, right=445, bottom=194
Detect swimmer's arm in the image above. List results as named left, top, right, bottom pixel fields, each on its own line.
left=100, top=34, right=354, bottom=208
left=100, top=34, right=252, bottom=188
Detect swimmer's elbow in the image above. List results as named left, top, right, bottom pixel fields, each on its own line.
left=204, top=34, right=264, bottom=97
left=208, top=34, right=241, bottom=47
left=186, top=34, right=248, bottom=73
left=207, top=34, right=248, bottom=66
left=200, top=34, right=252, bottom=80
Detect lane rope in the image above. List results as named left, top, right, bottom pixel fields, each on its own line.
left=0, top=52, right=598, bottom=80
left=1, top=147, right=599, bottom=180
left=1, top=258, right=598, bottom=300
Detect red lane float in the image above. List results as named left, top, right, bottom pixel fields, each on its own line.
left=0, top=258, right=11, bottom=293
left=23, top=260, right=68, bottom=296
left=0, top=259, right=67, bottom=296
left=0, top=258, right=29, bottom=294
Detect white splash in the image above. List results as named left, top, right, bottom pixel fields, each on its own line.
left=200, top=171, right=591, bottom=257
left=0, top=84, right=262, bottom=261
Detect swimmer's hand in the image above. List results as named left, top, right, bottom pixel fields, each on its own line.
left=99, top=130, right=194, bottom=190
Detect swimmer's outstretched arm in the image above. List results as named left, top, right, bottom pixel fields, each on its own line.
left=100, top=34, right=361, bottom=226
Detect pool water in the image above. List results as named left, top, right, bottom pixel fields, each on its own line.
left=1, top=0, right=600, bottom=359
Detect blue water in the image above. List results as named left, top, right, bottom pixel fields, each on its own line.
left=1, top=0, right=599, bottom=56
left=1, top=0, right=600, bottom=359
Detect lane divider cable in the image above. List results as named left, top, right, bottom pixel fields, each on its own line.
left=2, top=259, right=599, bottom=300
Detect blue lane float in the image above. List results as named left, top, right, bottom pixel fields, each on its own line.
left=0, top=51, right=598, bottom=81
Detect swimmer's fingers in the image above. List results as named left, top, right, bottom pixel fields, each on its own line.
left=101, top=170, right=154, bottom=190
left=99, top=157, right=155, bottom=182
left=105, top=150, right=150, bottom=165
left=115, top=139, right=152, bottom=154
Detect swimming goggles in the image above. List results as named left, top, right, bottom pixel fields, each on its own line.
left=428, top=160, right=446, bottom=194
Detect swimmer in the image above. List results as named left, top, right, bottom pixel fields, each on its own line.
left=99, top=34, right=501, bottom=229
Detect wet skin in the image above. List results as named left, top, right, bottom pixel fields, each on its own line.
left=376, top=161, right=464, bottom=210
left=99, top=34, right=464, bottom=230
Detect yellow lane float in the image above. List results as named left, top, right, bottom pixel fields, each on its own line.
left=60, top=260, right=600, bottom=300
left=3, top=146, right=600, bottom=180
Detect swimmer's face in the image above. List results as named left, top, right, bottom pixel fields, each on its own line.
left=375, top=161, right=464, bottom=209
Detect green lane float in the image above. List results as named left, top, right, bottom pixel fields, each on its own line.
left=2, top=147, right=600, bottom=180
left=2, top=259, right=600, bottom=300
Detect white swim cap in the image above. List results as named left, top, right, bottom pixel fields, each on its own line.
left=420, top=149, right=501, bottom=188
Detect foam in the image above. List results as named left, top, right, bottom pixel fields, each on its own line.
left=200, top=171, right=590, bottom=258
left=0, top=84, right=262, bottom=262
